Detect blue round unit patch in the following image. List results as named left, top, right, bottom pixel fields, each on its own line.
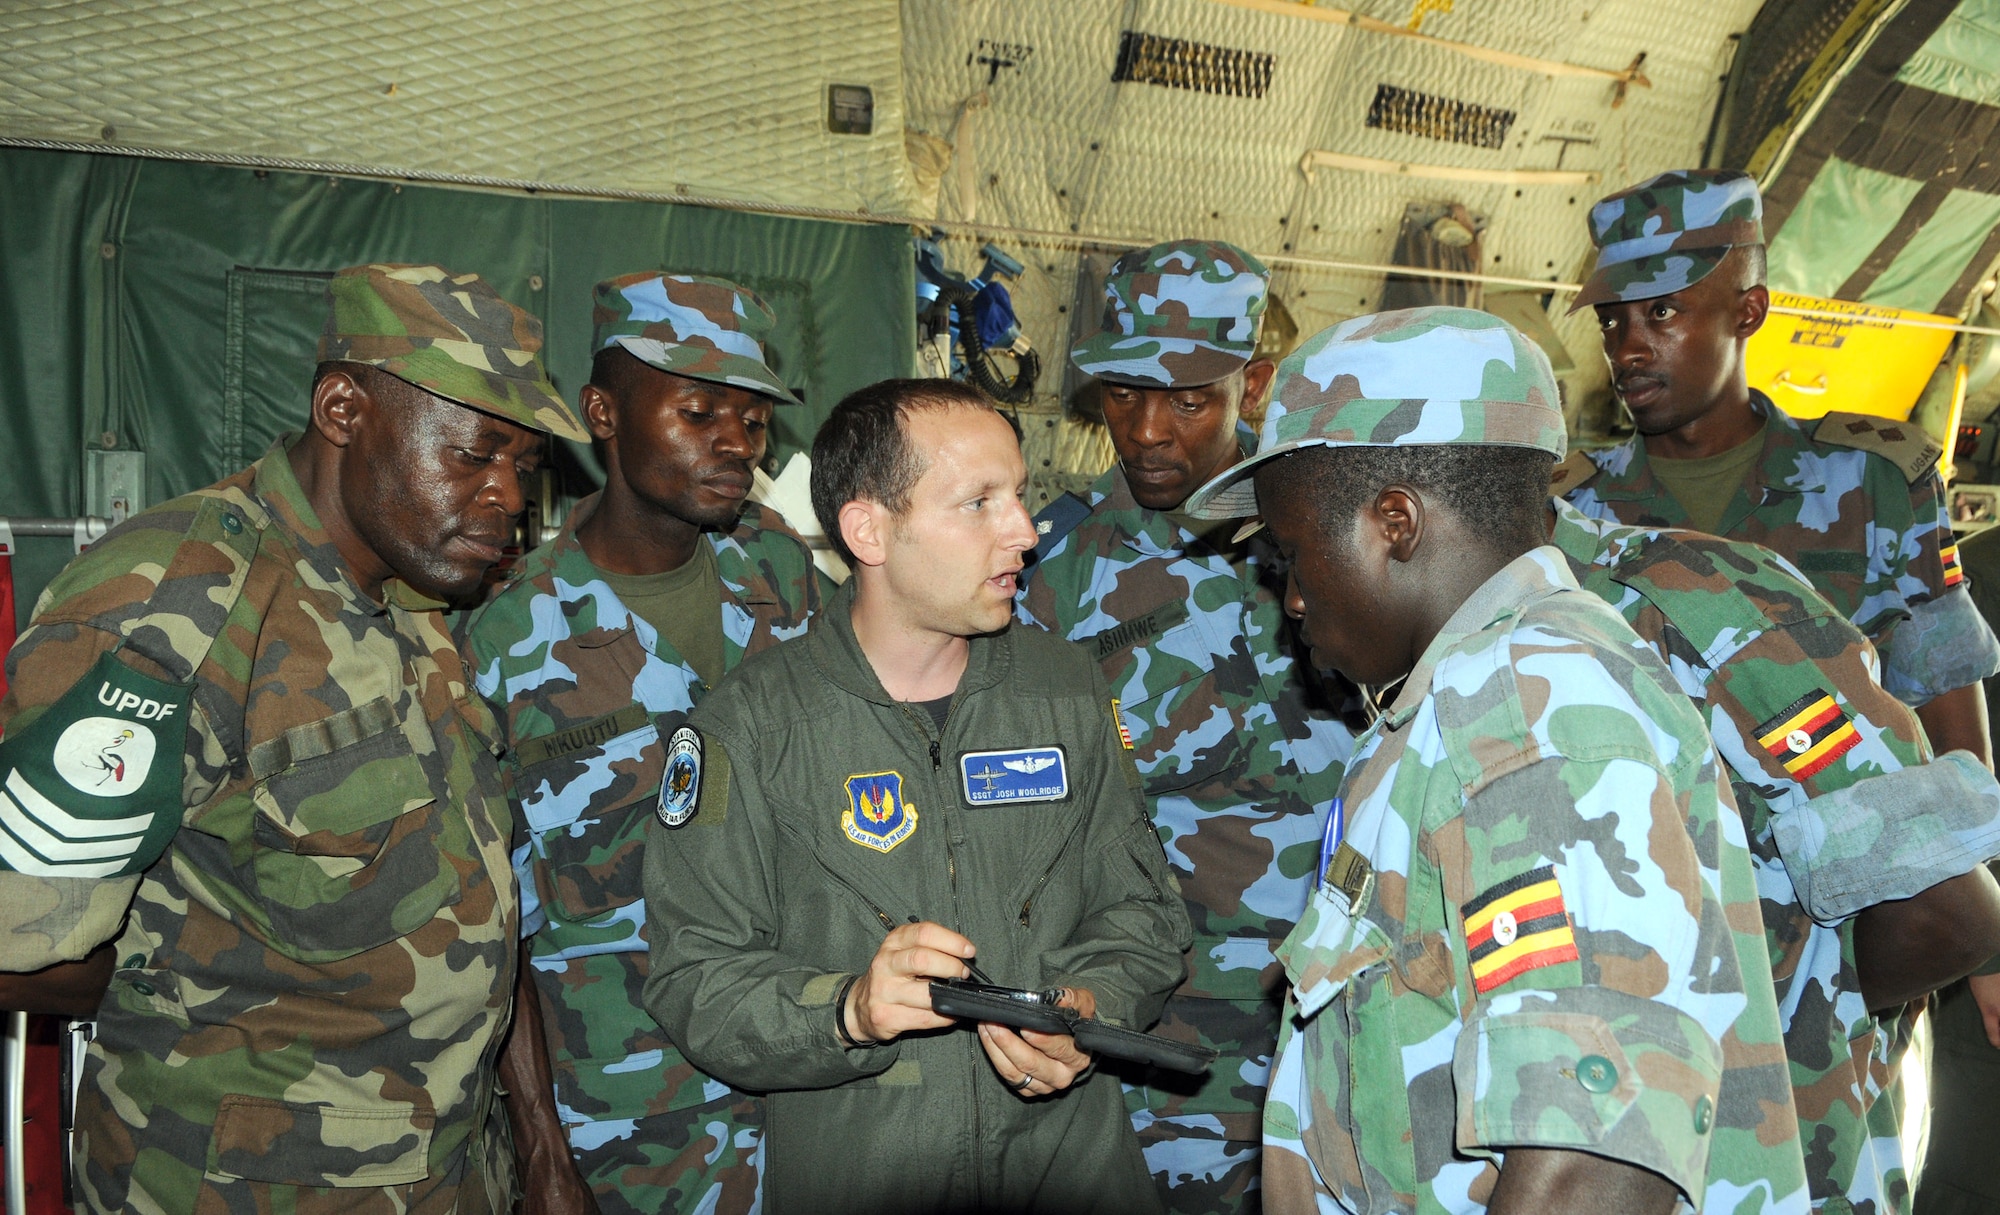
left=656, top=726, right=703, bottom=828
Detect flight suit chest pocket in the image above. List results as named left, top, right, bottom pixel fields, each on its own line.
left=523, top=711, right=673, bottom=924
left=243, top=703, right=461, bottom=962
left=1278, top=872, right=1394, bottom=1020
left=1089, top=599, right=1249, bottom=794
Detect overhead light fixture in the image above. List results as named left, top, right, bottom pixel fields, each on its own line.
left=827, top=85, right=874, bottom=135
left=1429, top=215, right=1475, bottom=247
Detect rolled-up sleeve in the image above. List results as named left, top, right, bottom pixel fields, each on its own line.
left=1448, top=757, right=1737, bottom=1206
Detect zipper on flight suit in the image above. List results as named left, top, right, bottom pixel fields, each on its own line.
left=893, top=697, right=986, bottom=1197
left=1018, top=810, right=1089, bottom=928
left=896, top=701, right=973, bottom=938
left=809, top=852, right=896, bottom=932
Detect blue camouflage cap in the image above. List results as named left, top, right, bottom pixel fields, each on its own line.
left=1569, top=169, right=1765, bottom=313
left=1071, top=240, right=1268, bottom=388
left=1184, top=306, right=1564, bottom=518
left=592, top=272, right=801, bottom=405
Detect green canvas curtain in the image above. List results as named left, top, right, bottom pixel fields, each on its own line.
left=0, top=146, right=916, bottom=628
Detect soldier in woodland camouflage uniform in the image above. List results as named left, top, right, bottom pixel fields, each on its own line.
left=0, top=263, right=586, bottom=1213
left=1019, top=240, right=1352, bottom=1214
left=1186, top=306, right=1811, bottom=1214
left=470, top=273, right=821, bottom=1215
left=1551, top=497, right=2000, bottom=1213
left=1557, top=170, right=2000, bottom=746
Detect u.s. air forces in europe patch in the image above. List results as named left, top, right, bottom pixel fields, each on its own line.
left=655, top=725, right=703, bottom=829
left=843, top=770, right=917, bottom=853
left=959, top=746, right=1068, bottom=806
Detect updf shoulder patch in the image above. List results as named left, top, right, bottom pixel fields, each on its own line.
left=1812, top=411, right=1944, bottom=485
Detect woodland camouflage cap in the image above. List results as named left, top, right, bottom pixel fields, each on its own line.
left=593, top=272, right=801, bottom=405
left=1071, top=239, right=1267, bottom=388
left=1185, top=306, right=1564, bottom=518
left=318, top=263, right=586, bottom=442
left=1570, top=169, right=1765, bottom=312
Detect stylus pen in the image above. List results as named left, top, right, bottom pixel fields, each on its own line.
left=907, top=914, right=997, bottom=985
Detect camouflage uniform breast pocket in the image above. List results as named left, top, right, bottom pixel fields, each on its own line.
left=1278, top=871, right=1394, bottom=1020
left=1790, top=548, right=1869, bottom=613
left=226, top=700, right=463, bottom=963
left=1092, top=602, right=1249, bottom=794
left=204, top=1093, right=435, bottom=1189
left=521, top=713, right=671, bottom=931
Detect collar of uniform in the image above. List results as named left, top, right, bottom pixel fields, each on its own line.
left=808, top=577, right=1011, bottom=708
left=1382, top=545, right=1580, bottom=726
left=1595, top=390, right=1816, bottom=505
left=1743, top=391, right=1824, bottom=494
left=536, top=491, right=780, bottom=612
left=251, top=436, right=389, bottom=618
left=712, top=503, right=786, bottom=608
left=1100, top=464, right=1234, bottom=560
left=1547, top=496, right=1650, bottom=572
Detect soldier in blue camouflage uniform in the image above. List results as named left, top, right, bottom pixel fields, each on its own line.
left=1019, top=240, right=1353, bottom=1214
left=1551, top=497, right=2000, bottom=1213
left=1188, top=307, right=1811, bottom=1214
left=0, top=263, right=586, bottom=1213
left=1556, top=169, right=2000, bottom=758
left=471, top=273, right=823, bottom=1215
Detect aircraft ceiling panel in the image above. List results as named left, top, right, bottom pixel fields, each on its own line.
left=0, top=0, right=920, bottom=214
left=903, top=0, right=1761, bottom=425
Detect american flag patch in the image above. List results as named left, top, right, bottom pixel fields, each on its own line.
left=1111, top=699, right=1134, bottom=750
left=1943, top=542, right=1965, bottom=589
left=1462, top=865, right=1578, bottom=995
left=1756, top=691, right=1860, bottom=781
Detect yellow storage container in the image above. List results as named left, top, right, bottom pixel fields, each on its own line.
left=1747, top=292, right=1956, bottom=422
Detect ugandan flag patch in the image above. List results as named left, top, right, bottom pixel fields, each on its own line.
left=1463, top=866, right=1578, bottom=995
left=1756, top=691, right=1860, bottom=781
left=1942, top=542, right=1965, bottom=589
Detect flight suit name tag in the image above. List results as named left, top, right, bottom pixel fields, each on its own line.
left=959, top=746, right=1068, bottom=806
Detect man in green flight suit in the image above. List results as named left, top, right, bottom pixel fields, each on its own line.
left=471, top=272, right=823, bottom=1215
left=1187, top=306, right=1810, bottom=1213
left=0, top=263, right=587, bottom=1214
left=643, top=377, right=1192, bottom=1213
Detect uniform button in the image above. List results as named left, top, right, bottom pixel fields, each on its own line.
left=1694, top=1095, right=1714, bottom=1134
left=1577, top=1054, right=1616, bottom=1093
left=130, top=981, right=155, bottom=996
left=123, top=954, right=144, bottom=969
left=221, top=513, right=243, bottom=534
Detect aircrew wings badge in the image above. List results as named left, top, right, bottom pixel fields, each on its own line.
left=842, top=770, right=918, bottom=853
left=1462, top=865, right=1579, bottom=995
left=1756, top=691, right=1860, bottom=781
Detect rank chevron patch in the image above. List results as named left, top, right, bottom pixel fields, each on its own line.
left=1462, top=865, right=1578, bottom=995
left=1756, top=691, right=1860, bottom=781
